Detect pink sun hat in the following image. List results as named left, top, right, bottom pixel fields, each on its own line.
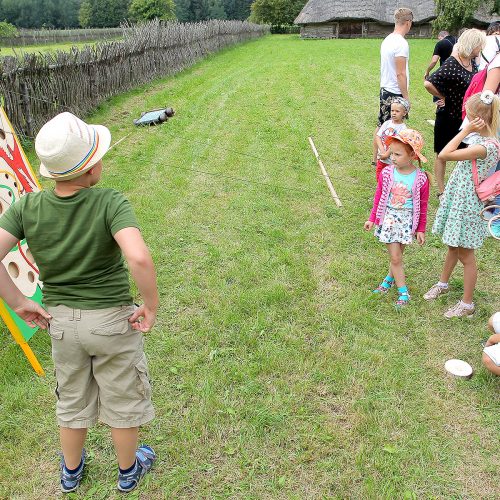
left=386, top=128, right=428, bottom=163
left=36, top=112, right=111, bottom=180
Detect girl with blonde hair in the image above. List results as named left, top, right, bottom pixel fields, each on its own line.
left=424, top=91, right=500, bottom=318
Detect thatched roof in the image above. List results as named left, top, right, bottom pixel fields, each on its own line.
left=294, top=0, right=498, bottom=25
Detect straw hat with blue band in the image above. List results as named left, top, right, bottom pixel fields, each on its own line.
left=36, top=112, right=111, bottom=181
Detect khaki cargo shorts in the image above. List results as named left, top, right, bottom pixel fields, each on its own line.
left=47, top=304, right=155, bottom=429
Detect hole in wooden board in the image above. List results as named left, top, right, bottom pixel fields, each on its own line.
left=8, top=261, right=19, bottom=278
left=25, top=248, right=35, bottom=264
left=28, top=271, right=35, bottom=283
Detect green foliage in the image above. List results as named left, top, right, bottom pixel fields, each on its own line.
left=0, top=0, right=82, bottom=28
left=432, top=0, right=480, bottom=33
left=207, top=0, right=227, bottom=19
left=0, top=20, right=17, bottom=37
left=250, top=0, right=305, bottom=26
left=128, top=0, right=176, bottom=21
left=79, top=0, right=130, bottom=28
left=176, top=0, right=252, bottom=21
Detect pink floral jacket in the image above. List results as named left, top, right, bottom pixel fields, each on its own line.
left=369, top=166, right=430, bottom=233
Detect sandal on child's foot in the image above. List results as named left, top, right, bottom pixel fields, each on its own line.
left=373, top=276, right=394, bottom=294
left=395, top=286, right=410, bottom=310
left=60, top=449, right=86, bottom=493
left=117, top=445, right=156, bottom=493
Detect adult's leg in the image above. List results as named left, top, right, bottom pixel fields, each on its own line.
left=458, top=247, right=477, bottom=304
left=60, top=428, right=88, bottom=469
left=111, top=427, right=139, bottom=470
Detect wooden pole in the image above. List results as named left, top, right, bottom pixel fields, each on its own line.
left=20, top=82, right=34, bottom=139
left=308, top=136, right=342, bottom=207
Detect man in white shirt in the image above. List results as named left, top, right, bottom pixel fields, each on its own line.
left=478, top=22, right=500, bottom=71
left=372, top=8, right=413, bottom=166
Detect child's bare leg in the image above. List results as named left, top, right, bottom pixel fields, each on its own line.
left=111, top=427, right=139, bottom=469
left=482, top=353, right=500, bottom=376
left=434, top=155, right=447, bottom=194
left=458, top=247, right=477, bottom=304
left=60, top=427, right=87, bottom=469
left=440, top=246, right=459, bottom=283
left=387, top=243, right=405, bottom=287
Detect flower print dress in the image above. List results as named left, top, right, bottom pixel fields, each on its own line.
left=433, top=135, right=500, bottom=249
left=376, top=169, right=417, bottom=245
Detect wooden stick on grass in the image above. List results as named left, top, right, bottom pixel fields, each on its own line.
left=308, top=136, right=342, bottom=207
left=108, top=132, right=132, bottom=152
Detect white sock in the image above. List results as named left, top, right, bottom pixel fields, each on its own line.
left=460, top=300, right=474, bottom=309
left=437, top=281, right=448, bottom=288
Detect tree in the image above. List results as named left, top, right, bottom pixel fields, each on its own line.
left=79, top=0, right=130, bottom=28
left=250, top=0, right=305, bottom=26
left=175, top=0, right=191, bottom=21
left=223, top=0, right=252, bottom=20
left=0, top=20, right=17, bottom=37
left=128, top=0, right=176, bottom=21
left=207, top=0, right=226, bottom=19
left=432, top=0, right=480, bottom=33
left=0, top=0, right=82, bottom=28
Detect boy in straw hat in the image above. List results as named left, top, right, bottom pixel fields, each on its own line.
left=0, top=112, right=158, bottom=493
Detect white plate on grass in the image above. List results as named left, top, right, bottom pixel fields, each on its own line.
left=445, top=359, right=473, bottom=379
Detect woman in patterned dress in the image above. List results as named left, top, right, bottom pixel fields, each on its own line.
left=424, top=92, right=500, bottom=318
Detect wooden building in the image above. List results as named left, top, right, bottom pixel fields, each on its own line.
left=294, top=0, right=499, bottom=39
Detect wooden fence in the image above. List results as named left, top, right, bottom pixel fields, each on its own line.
left=0, top=27, right=125, bottom=47
left=0, top=20, right=269, bottom=137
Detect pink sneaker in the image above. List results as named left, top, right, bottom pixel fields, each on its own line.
left=444, top=301, right=475, bottom=319
left=423, top=283, right=449, bottom=300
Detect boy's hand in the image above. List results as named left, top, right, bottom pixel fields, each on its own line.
left=364, top=221, right=374, bottom=231
left=416, top=232, right=425, bottom=245
left=129, top=304, right=157, bottom=333
left=13, top=299, right=51, bottom=329
left=379, top=150, right=390, bottom=160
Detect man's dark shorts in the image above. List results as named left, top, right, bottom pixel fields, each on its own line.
left=377, top=88, right=403, bottom=126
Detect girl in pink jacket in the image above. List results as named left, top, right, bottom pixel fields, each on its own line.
left=364, top=129, right=430, bottom=308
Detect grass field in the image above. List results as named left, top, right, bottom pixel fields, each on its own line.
left=0, top=40, right=117, bottom=57
left=0, top=34, right=499, bottom=498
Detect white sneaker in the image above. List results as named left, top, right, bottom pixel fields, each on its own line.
left=444, top=301, right=475, bottom=319
left=423, top=283, right=449, bottom=300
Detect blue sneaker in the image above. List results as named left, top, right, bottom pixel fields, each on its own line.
left=60, top=449, right=86, bottom=493
left=117, top=445, right=156, bottom=493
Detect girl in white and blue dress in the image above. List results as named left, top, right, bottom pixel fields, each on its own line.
left=424, top=91, right=500, bottom=318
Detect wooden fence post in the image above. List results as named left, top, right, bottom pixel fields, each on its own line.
left=20, top=81, right=34, bottom=138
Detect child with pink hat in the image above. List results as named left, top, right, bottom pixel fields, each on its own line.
left=0, top=112, right=158, bottom=493
left=365, top=128, right=431, bottom=308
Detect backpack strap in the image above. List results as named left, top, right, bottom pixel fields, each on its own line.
left=472, top=158, right=480, bottom=189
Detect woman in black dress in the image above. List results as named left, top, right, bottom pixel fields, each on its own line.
left=424, top=29, right=486, bottom=195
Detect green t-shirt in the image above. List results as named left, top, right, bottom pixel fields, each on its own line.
left=0, top=188, right=139, bottom=309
